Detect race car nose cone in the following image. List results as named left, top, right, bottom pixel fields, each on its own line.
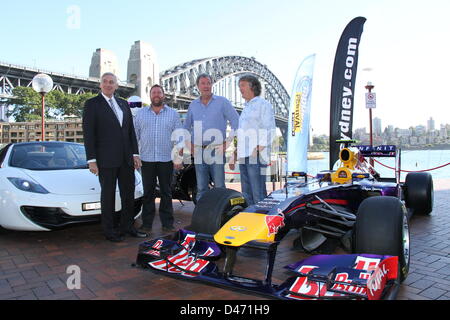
left=214, top=212, right=278, bottom=247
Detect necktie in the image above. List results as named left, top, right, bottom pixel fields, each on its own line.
left=109, top=98, right=122, bottom=126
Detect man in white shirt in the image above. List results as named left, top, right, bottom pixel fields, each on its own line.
left=231, top=75, right=276, bottom=205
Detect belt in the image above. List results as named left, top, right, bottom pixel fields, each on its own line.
left=195, top=144, right=220, bottom=149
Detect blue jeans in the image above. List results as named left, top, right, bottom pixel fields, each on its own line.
left=194, top=149, right=226, bottom=202
left=239, top=156, right=267, bottom=206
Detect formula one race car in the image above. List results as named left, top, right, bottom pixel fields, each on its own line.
left=135, top=142, right=433, bottom=300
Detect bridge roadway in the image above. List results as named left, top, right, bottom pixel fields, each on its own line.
left=0, top=179, right=449, bottom=301
left=0, top=61, right=135, bottom=97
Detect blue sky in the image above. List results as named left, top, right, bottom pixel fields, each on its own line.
left=2, top=0, right=450, bottom=134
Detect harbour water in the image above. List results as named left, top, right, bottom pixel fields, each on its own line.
left=307, top=150, right=450, bottom=180
left=225, top=149, right=450, bottom=183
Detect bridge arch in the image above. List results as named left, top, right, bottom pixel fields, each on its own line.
left=160, top=56, right=290, bottom=122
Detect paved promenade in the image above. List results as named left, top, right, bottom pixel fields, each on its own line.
left=0, top=179, right=449, bottom=300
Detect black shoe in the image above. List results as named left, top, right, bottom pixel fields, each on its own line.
left=123, top=229, right=148, bottom=238
left=105, top=234, right=124, bottom=242
left=139, top=225, right=153, bottom=233
left=162, top=226, right=178, bottom=233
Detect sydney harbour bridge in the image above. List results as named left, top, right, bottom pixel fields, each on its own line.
left=160, top=56, right=289, bottom=132
left=0, top=43, right=290, bottom=140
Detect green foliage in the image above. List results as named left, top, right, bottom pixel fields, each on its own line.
left=5, top=87, right=42, bottom=122
left=4, top=87, right=96, bottom=122
left=310, top=134, right=329, bottom=151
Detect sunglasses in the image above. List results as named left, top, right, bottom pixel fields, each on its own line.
left=128, top=102, right=142, bottom=109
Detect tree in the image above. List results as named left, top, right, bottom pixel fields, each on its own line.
left=46, top=90, right=95, bottom=118
left=70, top=92, right=96, bottom=117
left=5, top=87, right=96, bottom=121
left=310, top=134, right=329, bottom=151
left=5, top=87, right=43, bottom=122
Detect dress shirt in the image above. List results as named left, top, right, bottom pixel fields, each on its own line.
left=237, top=96, right=276, bottom=161
left=183, top=95, right=239, bottom=146
left=134, top=105, right=183, bottom=162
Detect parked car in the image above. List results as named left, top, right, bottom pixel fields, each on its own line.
left=0, top=141, right=143, bottom=231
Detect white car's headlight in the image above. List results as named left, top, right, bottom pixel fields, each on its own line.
left=7, top=177, right=50, bottom=194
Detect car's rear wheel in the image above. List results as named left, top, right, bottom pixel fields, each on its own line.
left=404, top=172, right=433, bottom=215
left=188, top=184, right=198, bottom=205
left=190, top=188, right=247, bottom=235
left=178, top=165, right=198, bottom=204
left=354, top=196, right=410, bottom=282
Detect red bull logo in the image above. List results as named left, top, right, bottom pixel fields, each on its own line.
left=265, top=210, right=285, bottom=237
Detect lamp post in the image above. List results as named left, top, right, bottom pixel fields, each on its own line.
left=32, top=74, right=53, bottom=141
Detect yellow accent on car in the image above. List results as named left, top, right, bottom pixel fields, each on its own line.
left=214, top=212, right=274, bottom=247
left=331, top=167, right=353, bottom=184
left=230, top=197, right=246, bottom=206
left=331, top=147, right=359, bottom=184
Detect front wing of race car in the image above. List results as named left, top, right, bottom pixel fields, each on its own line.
left=135, top=230, right=400, bottom=300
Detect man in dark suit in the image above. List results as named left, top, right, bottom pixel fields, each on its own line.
left=82, top=72, right=147, bottom=242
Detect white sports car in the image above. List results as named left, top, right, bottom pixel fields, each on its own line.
left=0, top=141, right=143, bottom=231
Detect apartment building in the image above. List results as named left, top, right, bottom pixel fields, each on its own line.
left=0, top=118, right=84, bottom=144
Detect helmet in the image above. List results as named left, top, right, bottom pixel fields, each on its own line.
left=128, top=96, right=142, bottom=117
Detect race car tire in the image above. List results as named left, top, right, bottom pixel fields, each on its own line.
left=404, top=172, right=433, bottom=215
left=354, top=196, right=410, bottom=282
left=179, top=165, right=198, bottom=204
left=190, top=188, right=247, bottom=235
left=188, top=184, right=198, bottom=205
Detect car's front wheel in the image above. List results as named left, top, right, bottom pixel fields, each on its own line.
left=354, top=196, right=410, bottom=282
left=190, top=188, right=247, bottom=235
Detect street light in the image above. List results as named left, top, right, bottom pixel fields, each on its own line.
left=32, top=74, right=53, bottom=141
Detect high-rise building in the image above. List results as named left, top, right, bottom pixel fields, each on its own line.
left=427, top=117, right=435, bottom=132
left=415, top=125, right=426, bottom=136
left=373, top=117, right=382, bottom=136
left=439, top=124, right=448, bottom=139
left=386, top=125, right=394, bottom=135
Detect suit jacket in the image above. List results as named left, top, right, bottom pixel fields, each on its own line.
left=82, top=94, right=139, bottom=168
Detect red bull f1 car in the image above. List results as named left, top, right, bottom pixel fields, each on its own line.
left=135, top=143, right=434, bottom=300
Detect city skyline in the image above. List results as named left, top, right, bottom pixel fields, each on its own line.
left=2, top=1, right=450, bottom=135
left=354, top=116, right=447, bottom=135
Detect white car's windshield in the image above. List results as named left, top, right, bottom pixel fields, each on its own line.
left=9, top=142, right=88, bottom=170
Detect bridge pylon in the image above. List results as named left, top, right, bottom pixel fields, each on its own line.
left=127, top=41, right=160, bottom=105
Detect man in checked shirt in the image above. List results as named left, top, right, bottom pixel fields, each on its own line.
left=134, top=84, right=183, bottom=234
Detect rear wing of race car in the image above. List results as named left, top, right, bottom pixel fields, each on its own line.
left=355, top=145, right=401, bottom=183
left=356, top=145, right=396, bottom=157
